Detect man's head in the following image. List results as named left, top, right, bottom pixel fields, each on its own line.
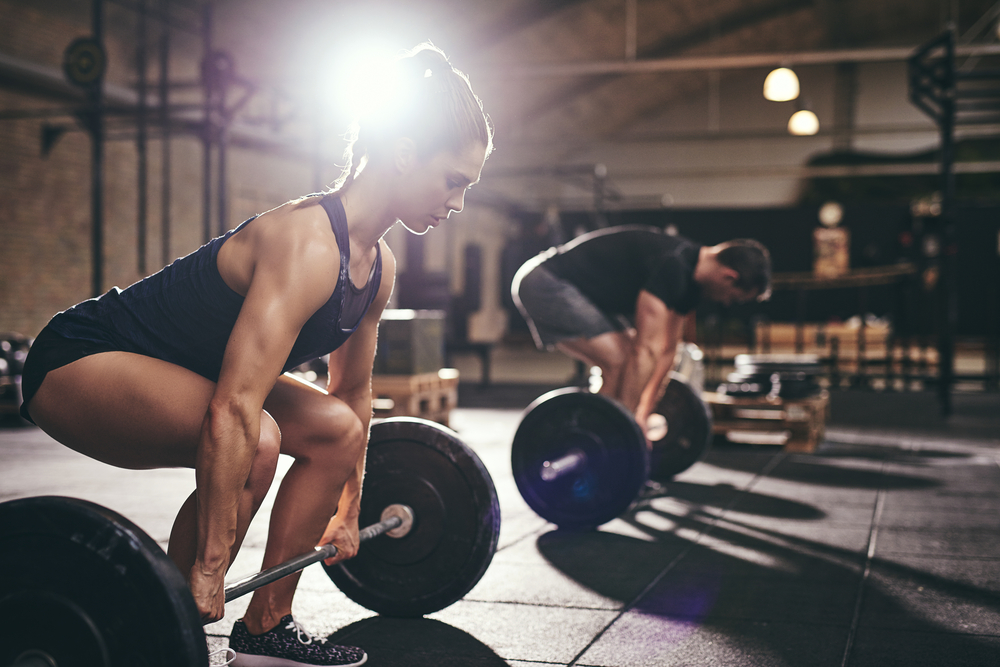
left=697, top=239, right=772, bottom=306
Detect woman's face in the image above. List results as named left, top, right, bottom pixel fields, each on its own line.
left=395, top=140, right=488, bottom=235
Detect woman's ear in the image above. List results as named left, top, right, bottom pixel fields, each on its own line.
left=721, top=266, right=740, bottom=285
left=394, top=138, right=418, bottom=174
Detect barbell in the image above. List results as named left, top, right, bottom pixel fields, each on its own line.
left=0, top=417, right=500, bottom=667
left=511, top=374, right=712, bottom=529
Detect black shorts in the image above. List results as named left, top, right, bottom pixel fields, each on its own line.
left=511, top=254, right=623, bottom=350
left=19, top=326, right=120, bottom=424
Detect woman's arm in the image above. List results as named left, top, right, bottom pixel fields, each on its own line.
left=191, top=211, right=340, bottom=621
left=319, top=242, right=396, bottom=562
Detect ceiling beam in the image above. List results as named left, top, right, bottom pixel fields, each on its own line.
left=509, top=0, right=815, bottom=122
left=487, top=43, right=1000, bottom=78
left=457, top=0, right=589, bottom=54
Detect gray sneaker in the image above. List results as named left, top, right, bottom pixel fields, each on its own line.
left=229, top=615, right=367, bottom=667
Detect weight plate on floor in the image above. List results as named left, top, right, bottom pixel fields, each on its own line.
left=734, top=354, right=821, bottom=376
left=511, top=388, right=649, bottom=529
left=648, top=375, right=713, bottom=481
left=0, top=496, right=206, bottom=667
left=324, top=418, right=500, bottom=617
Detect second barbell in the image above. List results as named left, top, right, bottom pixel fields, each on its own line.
left=511, top=375, right=712, bottom=529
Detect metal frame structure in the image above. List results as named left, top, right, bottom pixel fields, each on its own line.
left=0, top=0, right=287, bottom=297
left=909, top=29, right=1000, bottom=415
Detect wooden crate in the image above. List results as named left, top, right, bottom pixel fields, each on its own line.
left=702, top=390, right=829, bottom=453
left=371, top=369, right=459, bottom=426
left=754, top=321, right=891, bottom=357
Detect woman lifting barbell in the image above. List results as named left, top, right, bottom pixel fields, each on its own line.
left=19, top=43, right=492, bottom=667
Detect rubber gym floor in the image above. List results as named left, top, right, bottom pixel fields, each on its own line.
left=2, top=376, right=999, bottom=666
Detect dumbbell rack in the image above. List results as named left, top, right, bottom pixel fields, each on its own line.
left=702, top=390, right=829, bottom=453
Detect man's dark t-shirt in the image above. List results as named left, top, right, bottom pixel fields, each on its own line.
left=543, top=225, right=702, bottom=318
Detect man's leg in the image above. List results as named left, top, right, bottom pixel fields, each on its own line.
left=556, top=331, right=632, bottom=398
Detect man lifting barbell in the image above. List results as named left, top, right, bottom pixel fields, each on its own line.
left=511, top=227, right=772, bottom=434
left=17, top=43, right=492, bottom=667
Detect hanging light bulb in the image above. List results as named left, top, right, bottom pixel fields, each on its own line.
left=763, top=67, right=800, bottom=102
left=788, top=109, right=819, bottom=135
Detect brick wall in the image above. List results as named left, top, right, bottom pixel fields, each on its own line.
left=0, top=0, right=513, bottom=342
left=0, top=0, right=325, bottom=336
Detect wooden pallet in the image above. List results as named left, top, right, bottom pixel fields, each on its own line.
left=371, top=369, right=459, bottom=427
left=702, top=390, right=829, bottom=453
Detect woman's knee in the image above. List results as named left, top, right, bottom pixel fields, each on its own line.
left=247, top=414, right=281, bottom=498
left=295, top=399, right=366, bottom=464
left=326, top=401, right=366, bottom=456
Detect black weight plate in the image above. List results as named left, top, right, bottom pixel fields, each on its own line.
left=716, top=381, right=769, bottom=396
left=0, top=496, right=206, bottom=667
left=734, top=354, right=822, bottom=376
left=511, top=388, right=649, bottom=529
left=324, top=418, right=500, bottom=617
left=722, top=371, right=822, bottom=399
left=728, top=371, right=814, bottom=383
left=649, top=376, right=713, bottom=481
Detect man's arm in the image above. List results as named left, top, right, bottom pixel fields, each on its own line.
left=634, top=316, right=685, bottom=427
left=617, top=290, right=685, bottom=423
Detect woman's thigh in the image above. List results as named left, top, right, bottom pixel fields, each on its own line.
left=263, top=373, right=364, bottom=460
left=29, top=351, right=216, bottom=470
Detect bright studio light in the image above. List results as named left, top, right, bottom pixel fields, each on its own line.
left=342, top=50, right=398, bottom=120
left=311, top=38, right=404, bottom=121
left=788, top=109, right=819, bottom=136
left=763, top=67, right=800, bottom=102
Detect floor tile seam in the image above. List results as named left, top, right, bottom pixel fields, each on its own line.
left=879, top=504, right=1000, bottom=511
left=877, top=525, right=1000, bottom=534
left=453, top=597, right=623, bottom=612
left=729, top=520, right=882, bottom=528
left=821, top=430, right=1000, bottom=454
left=851, top=626, right=1000, bottom=639
left=563, top=451, right=790, bottom=666
left=839, top=469, right=886, bottom=667
left=622, top=607, right=857, bottom=625
left=673, top=573, right=862, bottom=585
left=879, top=504, right=1000, bottom=512
left=495, top=525, right=552, bottom=554
left=871, top=552, right=1000, bottom=561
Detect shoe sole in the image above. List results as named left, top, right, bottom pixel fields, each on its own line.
left=231, top=650, right=368, bottom=667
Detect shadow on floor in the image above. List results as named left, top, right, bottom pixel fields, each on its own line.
left=650, top=480, right=826, bottom=520
left=828, top=390, right=1000, bottom=440
left=704, top=442, right=941, bottom=490
left=536, top=483, right=1000, bottom=666
left=327, top=616, right=509, bottom=667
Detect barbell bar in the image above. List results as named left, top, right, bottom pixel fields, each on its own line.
left=223, top=504, right=413, bottom=602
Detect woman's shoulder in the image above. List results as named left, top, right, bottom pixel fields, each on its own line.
left=250, top=201, right=339, bottom=251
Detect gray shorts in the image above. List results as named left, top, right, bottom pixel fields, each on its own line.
left=511, top=253, right=622, bottom=350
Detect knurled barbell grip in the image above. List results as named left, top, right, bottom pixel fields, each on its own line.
left=224, top=508, right=409, bottom=602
